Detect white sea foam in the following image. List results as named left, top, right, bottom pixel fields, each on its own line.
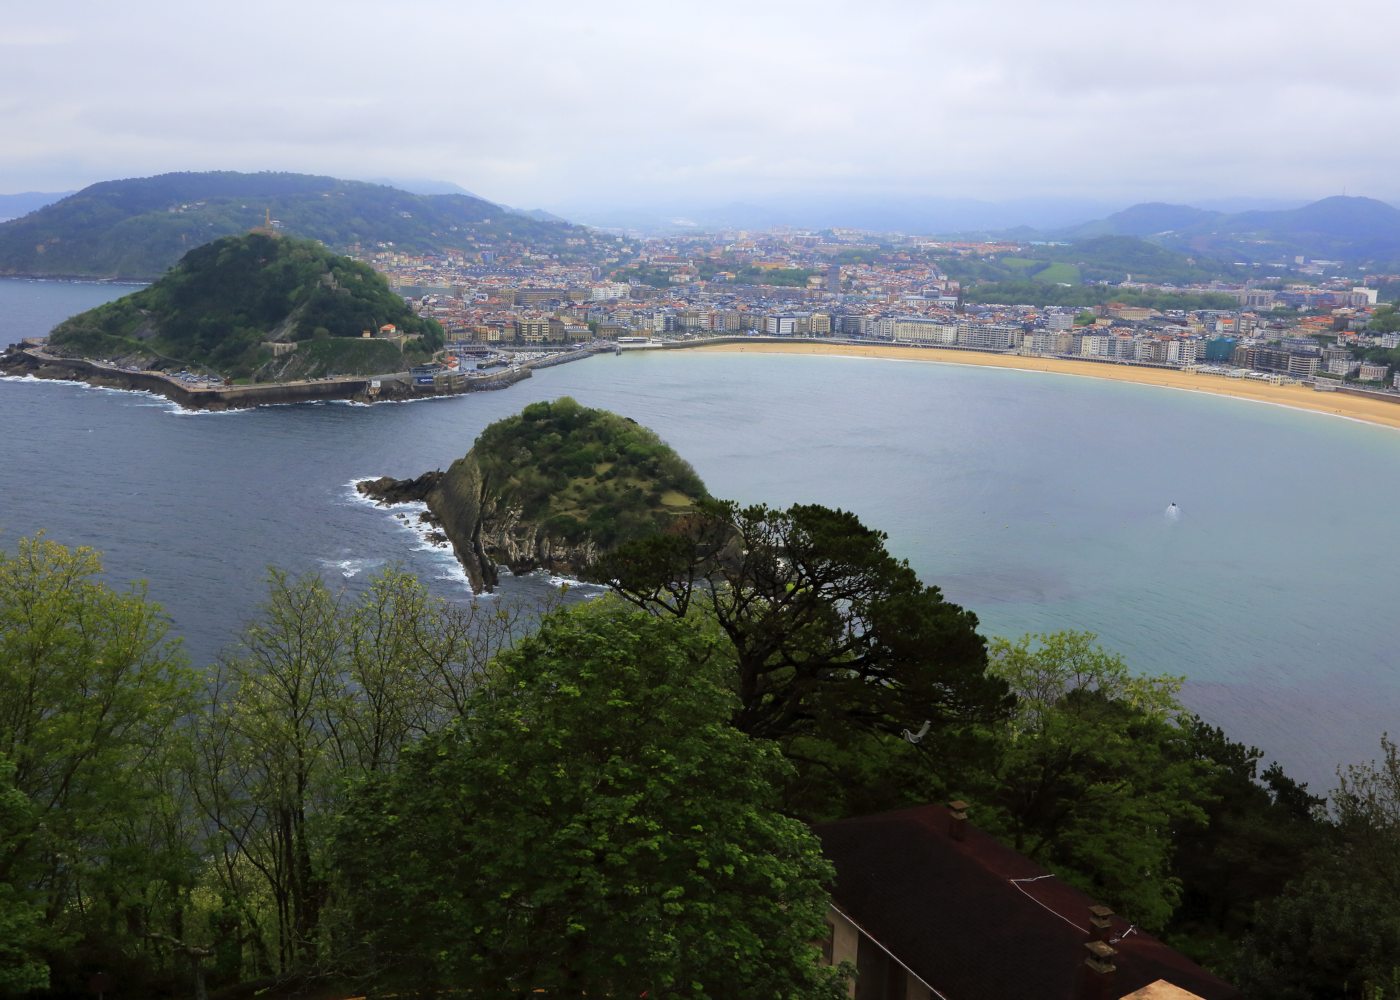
left=343, top=478, right=475, bottom=593
left=1, top=373, right=93, bottom=388
left=166, top=405, right=249, bottom=417
left=344, top=477, right=387, bottom=507
left=320, top=556, right=387, bottom=579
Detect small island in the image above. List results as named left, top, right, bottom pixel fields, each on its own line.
left=358, top=398, right=710, bottom=590
left=0, top=232, right=455, bottom=405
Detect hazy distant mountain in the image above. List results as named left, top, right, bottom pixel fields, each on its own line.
left=367, top=179, right=574, bottom=225
left=1061, top=195, right=1400, bottom=267
left=364, top=177, right=490, bottom=200
left=561, top=201, right=794, bottom=234
left=775, top=195, right=1123, bottom=234
left=0, top=191, right=73, bottom=222
left=1061, top=203, right=1222, bottom=239
left=510, top=207, right=570, bottom=224
left=1191, top=197, right=1308, bottom=214
left=1176, top=196, right=1400, bottom=262
left=0, top=171, right=587, bottom=279
left=560, top=195, right=1119, bottom=236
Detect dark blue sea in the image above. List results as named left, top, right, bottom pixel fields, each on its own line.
left=4, top=277, right=1398, bottom=791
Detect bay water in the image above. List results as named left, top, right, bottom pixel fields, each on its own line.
left=3, top=277, right=1397, bottom=791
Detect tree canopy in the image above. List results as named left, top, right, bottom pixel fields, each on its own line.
left=971, top=631, right=1208, bottom=930
left=1236, top=736, right=1400, bottom=998
left=468, top=396, right=709, bottom=549
left=602, top=500, right=1011, bottom=747
left=0, top=535, right=193, bottom=994
left=334, top=598, right=848, bottom=998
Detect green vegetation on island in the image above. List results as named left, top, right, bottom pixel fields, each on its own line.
left=471, top=397, right=707, bottom=546
left=359, top=398, right=710, bottom=590
left=47, top=232, right=443, bottom=380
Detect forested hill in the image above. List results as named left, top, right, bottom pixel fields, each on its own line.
left=360, top=397, right=711, bottom=591
left=0, top=171, right=588, bottom=279
left=48, top=232, right=443, bottom=379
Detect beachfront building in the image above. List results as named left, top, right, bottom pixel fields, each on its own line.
left=1079, top=334, right=1111, bottom=358
left=1020, top=331, right=1060, bottom=356
left=958, top=322, right=1020, bottom=351
left=875, top=317, right=958, bottom=344
left=1168, top=339, right=1200, bottom=366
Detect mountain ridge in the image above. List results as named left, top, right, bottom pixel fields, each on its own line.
left=1057, top=195, right=1400, bottom=267
left=0, top=171, right=590, bottom=279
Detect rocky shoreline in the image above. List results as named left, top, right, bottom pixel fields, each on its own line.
left=356, top=469, right=601, bottom=593
left=0, top=344, right=539, bottom=410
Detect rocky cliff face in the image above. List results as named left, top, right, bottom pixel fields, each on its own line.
left=358, top=456, right=604, bottom=592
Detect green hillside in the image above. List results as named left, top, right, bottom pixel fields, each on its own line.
left=944, top=234, right=1240, bottom=296
left=48, top=232, right=442, bottom=379
left=0, top=171, right=593, bottom=279
left=468, top=397, right=709, bottom=549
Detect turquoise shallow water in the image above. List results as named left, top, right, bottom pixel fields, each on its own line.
left=3, top=278, right=1397, bottom=791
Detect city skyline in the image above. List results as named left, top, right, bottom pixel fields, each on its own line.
left=5, top=0, right=1400, bottom=213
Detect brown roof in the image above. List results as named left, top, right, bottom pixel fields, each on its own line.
left=814, top=804, right=1238, bottom=1000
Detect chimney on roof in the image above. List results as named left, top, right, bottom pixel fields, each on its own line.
left=947, top=800, right=969, bottom=842
left=1075, top=939, right=1118, bottom=1000
left=1088, top=904, right=1114, bottom=943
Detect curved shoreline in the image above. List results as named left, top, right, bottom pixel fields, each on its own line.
left=687, top=340, right=1400, bottom=432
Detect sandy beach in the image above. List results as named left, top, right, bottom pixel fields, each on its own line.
left=690, top=341, right=1400, bottom=432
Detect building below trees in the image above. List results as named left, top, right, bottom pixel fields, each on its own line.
left=816, top=803, right=1238, bottom=1000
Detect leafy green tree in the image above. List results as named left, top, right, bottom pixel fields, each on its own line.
left=0, top=534, right=194, bottom=992
left=334, top=598, right=848, bottom=998
left=189, top=566, right=518, bottom=980
left=1369, top=305, right=1400, bottom=334
left=1237, top=737, right=1400, bottom=998
left=0, top=754, right=47, bottom=994
left=972, top=631, right=1208, bottom=930
left=1165, top=719, right=1325, bottom=972
left=602, top=500, right=1010, bottom=748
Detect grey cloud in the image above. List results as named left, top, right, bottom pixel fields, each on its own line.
left=3, top=0, right=1399, bottom=206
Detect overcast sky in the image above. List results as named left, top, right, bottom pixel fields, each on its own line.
left=4, top=0, right=1399, bottom=210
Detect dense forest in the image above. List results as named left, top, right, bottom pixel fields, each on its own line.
left=48, top=234, right=443, bottom=380
left=3, top=442, right=1399, bottom=996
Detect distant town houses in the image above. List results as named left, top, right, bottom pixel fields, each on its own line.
left=355, top=227, right=1396, bottom=393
